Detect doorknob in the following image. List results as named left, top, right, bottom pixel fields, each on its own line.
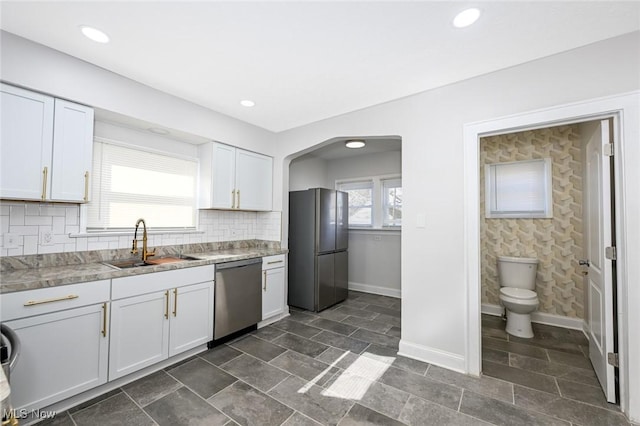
left=578, top=259, right=590, bottom=267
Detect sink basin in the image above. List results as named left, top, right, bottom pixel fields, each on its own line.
left=104, top=255, right=200, bottom=270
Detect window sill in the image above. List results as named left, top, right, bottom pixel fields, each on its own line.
left=69, top=229, right=204, bottom=238
left=348, top=227, right=401, bottom=235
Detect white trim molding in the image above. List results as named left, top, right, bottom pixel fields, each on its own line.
left=348, top=281, right=401, bottom=299
left=464, top=91, right=640, bottom=422
left=399, top=340, right=466, bottom=374
left=481, top=304, right=585, bottom=331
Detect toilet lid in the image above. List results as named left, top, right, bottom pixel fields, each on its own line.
left=500, top=287, right=537, bottom=300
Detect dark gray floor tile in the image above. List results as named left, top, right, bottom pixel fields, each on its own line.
left=315, top=347, right=361, bottom=370
left=379, top=365, right=462, bottom=410
left=352, top=293, right=396, bottom=308
left=309, top=317, right=358, bottom=336
left=363, top=303, right=401, bottom=318
left=273, top=332, right=330, bottom=358
left=144, top=387, right=228, bottom=426
left=272, top=318, right=324, bottom=338
left=339, top=299, right=370, bottom=310
left=220, top=354, right=290, bottom=392
left=482, top=326, right=509, bottom=341
left=509, top=334, right=585, bottom=355
left=167, top=358, right=237, bottom=399
left=32, top=411, right=75, bottom=426
left=341, top=316, right=393, bottom=334
left=230, top=335, right=287, bottom=362
left=481, top=314, right=506, bottom=330
left=399, top=395, right=493, bottom=426
left=514, top=385, right=629, bottom=426
left=268, top=375, right=354, bottom=425
left=337, top=403, right=405, bottom=426
left=288, top=309, right=320, bottom=325
left=209, top=381, right=293, bottom=426
left=557, top=378, right=616, bottom=410
left=317, top=308, right=351, bottom=322
left=371, top=312, right=402, bottom=327
left=72, top=392, right=155, bottom=426
left=68, top=389, right=123, bottom=413
left=270, top=350, right=339, bottom=387
left=482, top=360, right=559, bottom=395
left=350, top=328, right=399, bottom=348
left=460, top=390, right=570, bottom=426
left=482, top=347, right=509, bottom=365
left=386, top=326, right=401, bottom=338
left=483, top=336, right=548, bottom=360
left=362, top=344, right=429, bottom=375
left=123, top=369, right=183, bottom=407
left=200, top=345, right=243, bottom=366
left=547, top=348, right=593, bottom=370
left=311, top=330, right=370, bottom=354
left=509, top=353, right=600, bottom=387
left=253, top=326, right=286, bottom=341
left=427, top=365, right=513, bottom=402
left=282, top=412, right=323, bottom=425
left=333, top=305, right=379, bottom=320
left=358, top=380, right=410, bottom=419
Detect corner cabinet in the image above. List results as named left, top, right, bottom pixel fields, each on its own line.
left=0, top=280, right=110, bottom=412
left=108, top=265, right=215, bottom=380
left=262, top=254, right=286, bottom=323
left=0, top=83, right=94, bottom=202
left=198, top=142, right=273, bottom=211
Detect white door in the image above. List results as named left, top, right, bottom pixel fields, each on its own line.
left=169, top=282, right=214, bottom=357
left=584, top=119, right=616, bottom=402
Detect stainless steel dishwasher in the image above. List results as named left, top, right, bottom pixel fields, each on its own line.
left=214, top=258, right=262, bottom=341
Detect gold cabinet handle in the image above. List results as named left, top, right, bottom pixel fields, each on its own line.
left=263, top=270, right=267, bottom=291
left=41, top=166, right=48, bottom=200
left=173, top=288, right=178, bottom=317
left=267, top=260, right=283, bottom=265
left=24, top=294, right=78, bottom=306
left=164, top=290, right=170, bottom=319
left=231, top=190, right=236, bottom=209
left=237, top=189, right=240, bottom=209
left=101, top=303, right=108, bottom=337
left=84, top=171, right=90, bottom=202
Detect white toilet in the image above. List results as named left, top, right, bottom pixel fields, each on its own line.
left=497, top=256, right=539, bottom=338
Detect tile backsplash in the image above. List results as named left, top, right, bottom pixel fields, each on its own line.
left=0, top=201, right=281, bottom=256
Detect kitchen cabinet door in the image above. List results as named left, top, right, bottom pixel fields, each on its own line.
left=4, top=303, right=109, bottom=412
left=210, top=142, right=237, bottom=209
left=235, top=148, right=273, bottom=211
left=50, top=99, right=94, bottom=202
left=168, top=281, right=214, bottom=357
left=108, top=291, right=170, bottom=380
left=262, top=267, right=285, bottom=320
left=0, top=83, right=54, bottom=200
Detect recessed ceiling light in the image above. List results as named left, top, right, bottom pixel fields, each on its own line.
left=148, top=127, right=169, bottom=135
left=80, top=26, right=110, bottom=43
left=453, top=8, right=481, bottom=28
left=240, top=100, right=255, bottom=107
left=345, top=140, right=366, bottom=149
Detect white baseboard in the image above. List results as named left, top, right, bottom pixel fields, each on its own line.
left=481, top=303, right=585, bottom=331
left=349, top=281, right=401, bottom=299
left=398, top=339, right=465, bottom=373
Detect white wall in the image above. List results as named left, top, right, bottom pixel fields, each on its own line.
left=288, top=156, right=328, bottom=190
left=273, top=32, right=640, bottom=420
left=327, top=151, right=401, bottom=182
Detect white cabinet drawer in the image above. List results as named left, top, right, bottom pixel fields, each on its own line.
left=0, top=280, right=110, bottom=321
left=111, top=264, right=216, bottom=300
left=262, top=254, right=286, bottom=270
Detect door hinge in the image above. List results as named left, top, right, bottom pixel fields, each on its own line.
left=607, top=352, right=619, bottom=367
left=604, top=143, right=614, bottom=156
left=605, top=246, right=617, bottom=261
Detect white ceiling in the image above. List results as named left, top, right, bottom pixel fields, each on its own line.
left=298, top=137, right=402, bottom=161
left=1, top=2, right=639, bottom=133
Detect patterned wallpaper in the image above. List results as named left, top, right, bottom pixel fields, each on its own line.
left=480, top=125, right=584, bottom=319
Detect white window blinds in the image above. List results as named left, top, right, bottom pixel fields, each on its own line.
left=87, top=140, right=198, bottom=230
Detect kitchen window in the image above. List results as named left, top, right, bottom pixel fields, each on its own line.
left=337, top=175, right=402, bottom=228
left=87, top=139, right=198, bottom=230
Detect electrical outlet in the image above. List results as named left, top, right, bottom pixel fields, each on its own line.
left=40, top=229, right=54, bottom=246
left=2, top=233, right=18, bottom=249
left=373, top=235, right=382, bottom=241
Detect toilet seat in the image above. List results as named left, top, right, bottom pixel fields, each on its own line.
left=499, top=287, right=537, bottom=300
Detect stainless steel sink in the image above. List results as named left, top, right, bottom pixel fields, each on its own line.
left=104, top=255, right=201, bottom=270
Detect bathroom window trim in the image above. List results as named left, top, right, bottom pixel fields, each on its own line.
left=336, top=174, right=402, bottom=229
left=485, top=158, right=553, bottom=219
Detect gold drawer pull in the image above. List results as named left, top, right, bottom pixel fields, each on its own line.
left=24, top=294, right=79, bottom=306
left=164, top=290, right=170, bottom=319
left=173, top=288, right=178, bottom=317
left=41, top=166, right=48, bottom=200
left=263, top=270, right=267, bottom=291
left=267, top=260, right=283, bottom=265
left=84, top=171, right=90, bottom=202
left=101, top=303, right=108, bottom=337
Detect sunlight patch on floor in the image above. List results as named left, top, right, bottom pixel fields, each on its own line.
left=320, top=352, right=394, bottom=400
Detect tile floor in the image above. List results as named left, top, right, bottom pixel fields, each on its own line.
left=40, top=292, right=632, bottom=426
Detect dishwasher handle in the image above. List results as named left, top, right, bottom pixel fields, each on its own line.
left=216, top=257, right=261, bottom=270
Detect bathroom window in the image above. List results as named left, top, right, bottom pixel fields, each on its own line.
left=87, top=139, right=198, bottom=230
left=485, top=158, right=553, bottom=219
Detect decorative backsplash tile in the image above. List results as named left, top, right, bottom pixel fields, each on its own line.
left=480, top=125, right=584, bottom=319
left=0, top=203, right=281, bottom=256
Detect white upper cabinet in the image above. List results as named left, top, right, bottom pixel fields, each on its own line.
left=199, top=142, right=273, bottom=211
left=0, top=83, right=94, bottom=203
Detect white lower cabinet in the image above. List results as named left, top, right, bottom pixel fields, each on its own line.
left=0, top=280, right=110, bottom=412
left=109, top=266, right=215, bottom=380
left=262, top=255, right=286, bottom=321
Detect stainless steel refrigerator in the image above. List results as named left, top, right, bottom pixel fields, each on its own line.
left=288, top=188, right=348, bottom=312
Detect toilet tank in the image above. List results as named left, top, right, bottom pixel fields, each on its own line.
left=497, top=256, right=538, bottom=290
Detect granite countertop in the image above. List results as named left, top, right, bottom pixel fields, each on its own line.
left=0, top=241, right=286, bottom=295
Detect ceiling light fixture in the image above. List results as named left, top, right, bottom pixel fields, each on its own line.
left=453, top=8, right=481, bottom=28
left=345, top=140, right=366, bottom=149
left=240, top=100, right=255, bottom=107
left=80, top=26, right=110, bottom=43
